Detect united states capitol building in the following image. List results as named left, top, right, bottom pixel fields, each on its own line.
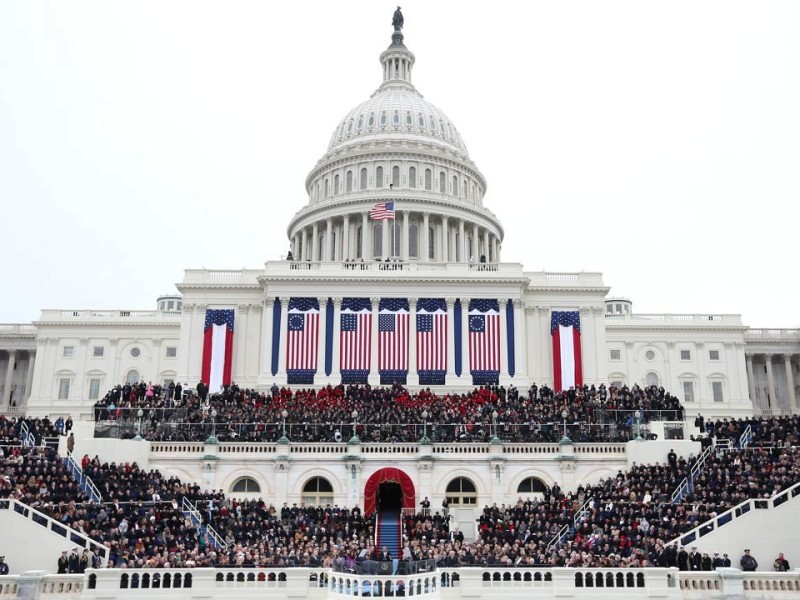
left=1, top=9, right=799, bottom=600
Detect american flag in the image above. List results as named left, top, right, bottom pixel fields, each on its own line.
left=378, top=298, right=409, bottom=373
left=286, top=298, right=320, bottom=374
left=468, top=299, right=500, bottom=376
left=369, top=201, right=395, bottom=220
left=551, top=311, right=582, bottom=391
left=340, top=298, right=372, bottom=375
left=201, top=308, right=235, bottom=394
left=416, top=298, right=447, bottom=374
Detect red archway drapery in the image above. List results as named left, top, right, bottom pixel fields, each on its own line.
left=363, top=467, right=416, bottom=515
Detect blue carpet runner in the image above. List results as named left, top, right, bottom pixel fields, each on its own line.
left=377, top=510, right=401, bottom=559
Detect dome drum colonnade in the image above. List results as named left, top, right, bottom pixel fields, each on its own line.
left=286, top=17, right=502, bottom=265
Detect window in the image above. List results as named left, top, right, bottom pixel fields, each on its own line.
left=89, top=378, right=101, bottom=400
left=424, top=168, right=432, bottom=190
left=408, top=166, right=416, bottom=189
left=376, top=166, right=383, bottom=188
left=517, top=477, right=546, bottom=494
left=452, top=175, right=458, bottom=196
left=445, top=477, right=477, bottom=506
left=346, top=171, right=353, bottom=192
left=63, top=346, right=75, bottom=358
left=712, top=381, right=724, bottom=402
left=360, top=168, right=368, bottom=189
left=709, top=350, right=720, bottom=361
left=334, top=174, right=340, bottom=194
left=166, top=347, right=177, bottom=358
left=645, top=372, right=658, bottom=387
left=439, top=172, right=446, bottom=192
left=92, top=346, right=104, bottom=358
left=126, top=369, right=140, bottom=385
left=392, top=165, right=400, bottom=188
left=58, top=378, right=70, bottom=400
left=645, top=350, right=656, bottom=361
left=683, top=381, right=695, bottom=403
left=231, top=477, right=261, bottom=493
left=680, top=350, right=691, bottom=360
left=130, top=347, right=141, bottom=358
left=324, top=178, right=329, bottom=197
left=609, top=349, right=621, bottom=361
left=302, top=477, right=334, bottom=506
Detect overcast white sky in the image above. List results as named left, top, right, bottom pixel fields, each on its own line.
left=1, top=1, right=798, bottom=327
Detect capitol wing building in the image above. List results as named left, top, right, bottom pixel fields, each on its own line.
left=2, top=16, right=797, bottom=421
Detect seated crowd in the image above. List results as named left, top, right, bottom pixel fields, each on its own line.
left=2, top=415, right=798, bottom=571
left=92, top=382, right=683, bottom=444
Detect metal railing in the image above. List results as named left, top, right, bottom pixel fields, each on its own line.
left=670, top=446, right=712, bottom=504
left=64, top=450, right=102, bottom=504
left=181, top=497, right=227, bottom=550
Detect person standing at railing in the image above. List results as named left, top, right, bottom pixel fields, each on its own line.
left=66, top=432, right=75, bottom=454
left=740, top=548, right=758, bottom=571
left=0, top=556, right=8, bottom=575
left=773, top=552, right=790, bottom=571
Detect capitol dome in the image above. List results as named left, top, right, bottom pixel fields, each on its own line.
left=287, top=13, right=503, bottom=266
left=326, top=89, right=469, bottom=157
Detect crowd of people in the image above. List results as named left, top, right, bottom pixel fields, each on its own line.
left=2, top=403, right=797, bottom=573
left=92, top=382, right=684, bottom=444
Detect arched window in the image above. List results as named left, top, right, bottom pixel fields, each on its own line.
left=439, top=172, right=446, bottom=193
left=346, top=171, right=353, bottom=192
left=428, top=227, right=436, bottom=260
left=424, top=169, right=432, bottom=190
left=392, top=166, right=400, bottom=188
left=452, top=175, right=458, bottom=196
left=517, top=477, right=547, bottom=495
left=334, top=174, right=340, bottom=195
left=360, top=168, right=368, bottom=189
left=373, top=224, right=382, bottom=258
left=232, top=477, right=261, bottom=493
left=376, top=166, right=384, bottom=188
left=126, top=369, right=140, bottom=385
left=409, top=224, right=419, bottom=258
left=408, top=167, right=417, bottom=189
left=645, top=372, right=659, bottom=387
left=324, top=179, right=330, bottom=197
left=445, top=477, right=477, bottom=506
left=302, top=477, right=334, bottom=506
left=462, top=179, right=468, bottom=198
left=356, top=226, right=363, bottom=258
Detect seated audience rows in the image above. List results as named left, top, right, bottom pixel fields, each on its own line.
left=93, top=383, right=683, bottom=444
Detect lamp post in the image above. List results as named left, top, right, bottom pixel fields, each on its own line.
left=640, top=517, right=651, bottom=565
left=278, top=409, right=289, bottom=444
left=635, top=409, right=644, bottom=441
left=491, top=410, right=500, bottom=444
left=206, top=409, right=219, bottom=445
left=348, top=410, right=360, bottom=444
left=420, top=409, right=430, bottom=445
left=133, top=409, right=144, bottom=441
left=560, top=409, right=571, bottom=444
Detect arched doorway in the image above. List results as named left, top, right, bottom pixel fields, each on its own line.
left=363, top=468, right=415, bottom=515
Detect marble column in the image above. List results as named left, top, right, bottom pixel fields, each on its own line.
left=784, top=355, right=797, bottom=410
left=408, top=298, right=418, bottom=386
left=361, top=212, right=369, bottom=260
left=325, top=219, right=333, bottom=261
left=2, top=350, right=16, bottom=407
left=311, top=223, right=319, bottom=262
left=343, top=215, right=350, bottom=261
left=745, top=354, right=757, bottom=405
left=471, top=224, right=479, bottom=262
left=301, top=229, right=309, bottom=261
left=24, top=350, right=35, bottom=402
left=441, top=215, right=449, bottom=262
left=458, top=220, right=465, bottom=263
left=402, top=211, right=410, bottom=261
left=483, top=230, right=490, bottom=261
left=765, top=354, right=776, bottom=409
left=422, top=213, right=430, bottom=262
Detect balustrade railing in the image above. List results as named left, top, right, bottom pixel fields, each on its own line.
left=65, top=450, right=102, bottom=504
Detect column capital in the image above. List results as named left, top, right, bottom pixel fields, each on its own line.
left=459, top=297, right=470, bottom=306
left=109, top=338, right=119, bottom=347
left=151, top=338, right=162, bottom=347
left=592, top=306, right=605, bottom=315
left=332, top=297, right=343, bottom=307
left=764, top=353, right=774, bottom=360
left=196, top=303, right=208, bottom=312
left=250, top=303, right=263, bottom=313
left=370, top=296, right=380, bottom=304
left=423, top=212, right=430, bottom=218
left=512, top=298, right=523, bottom=308
left=537, top=307, right=550, bottom=316
left=446, top=298, right=457, bottom=308
left=497, top=297, right=508, bottom=306
left=183, top=302, right=196, bottom=311
left=79, top=338, right=89, bottom=346
left=408, top=297, right=418, bottom=305
left=279, top=296, right=291, bottom=305
left=237, top=304, right=251, bottom=313
left=318, top=297, right=329, bottom=307
left=263, top=296, right=276, bottom=307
